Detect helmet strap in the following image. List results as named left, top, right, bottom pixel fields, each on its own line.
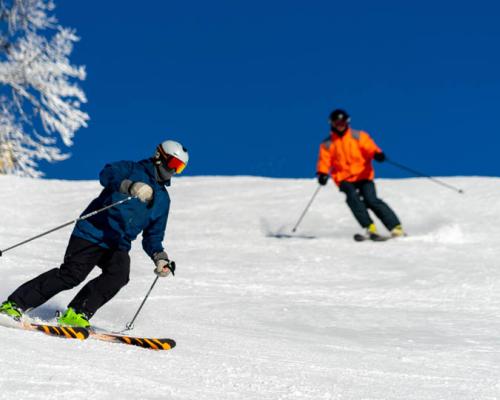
left=153, top=151, right=163, bottom=166
left=154, top=162, right=173, bottom=184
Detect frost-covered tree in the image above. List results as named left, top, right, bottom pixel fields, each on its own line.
left=0, top=0, right=88, bottom=177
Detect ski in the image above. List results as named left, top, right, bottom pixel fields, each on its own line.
left=30, top=322, right=89, bottom=340
left=353, top=233, right=391, bottom=242
left=89, top=329, right=176, bottom=351
left=0, top=315, right=89, bottom=340
left=0, top=315, right=174, bottom=349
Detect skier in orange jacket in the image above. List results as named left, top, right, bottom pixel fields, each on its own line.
left=316, top=109, right=405, bottom=239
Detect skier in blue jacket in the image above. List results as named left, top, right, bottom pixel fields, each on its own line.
left=0, top=140, right=189, bottom=328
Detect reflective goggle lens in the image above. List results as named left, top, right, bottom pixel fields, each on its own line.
left=331, top=119, right=348, bottom=127
left=163, top=155, right=186, bottom=174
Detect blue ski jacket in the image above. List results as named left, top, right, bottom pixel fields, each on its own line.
left=72, top=159, right=170, bottom=258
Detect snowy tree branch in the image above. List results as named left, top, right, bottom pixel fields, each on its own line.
left=0, top=0, right=87, bottom=176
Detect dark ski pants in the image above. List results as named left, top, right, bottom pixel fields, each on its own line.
left=9, top=236, right=130, bottom=318
left=339, top=180, right=400, bottom=230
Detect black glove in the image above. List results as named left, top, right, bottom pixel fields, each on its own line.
left=317, top=173, right=329, bottom=186
left=374, top=152, right=386, bottom=162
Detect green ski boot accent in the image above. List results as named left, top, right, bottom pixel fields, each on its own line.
left=0, top=301, right=23, bottom=320
left=57, top=308, right=90, bottom=328
left=366, top=223, right=378, bottom=235
left=391, top=224, right=406, bottom=237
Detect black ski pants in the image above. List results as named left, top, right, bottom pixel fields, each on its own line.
left=9, top=236, right=130, bottom=318
left=339, top=180, right=400, bottom=230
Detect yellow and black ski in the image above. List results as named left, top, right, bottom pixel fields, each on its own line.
left=31, top=323, right=89, bottom=340
left=0, top=315, right=89, bottom=340
left=89, top=330, right=176, bottom=351
left=1, top=315, right=174, bottom=349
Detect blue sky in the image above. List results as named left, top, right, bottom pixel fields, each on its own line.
left=42, top=0, right=500, bottom=180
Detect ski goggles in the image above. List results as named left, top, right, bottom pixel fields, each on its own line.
left=161, top=154, right=187, bottom=174
left=330, top=119, right=349, bottom=129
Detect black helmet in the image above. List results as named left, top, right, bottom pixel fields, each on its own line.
left=328, top=109, right=351, bottom=124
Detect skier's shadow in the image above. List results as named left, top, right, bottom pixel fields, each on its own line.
left=28, top=305, right=62, bottom=322
left=266, top=231, right=316, bottom=239
left=261, top=220, right=317, bottom=239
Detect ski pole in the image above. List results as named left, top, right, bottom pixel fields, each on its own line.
left=0, top=196, right=135, bottom=257
left=292, top=184, right=322, bottom=233
left=122, top=275, right=160, bottom=333
left=386, top=159, right=464, bottom=194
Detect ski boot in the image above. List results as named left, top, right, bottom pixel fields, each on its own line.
left=57, top=307, right=90, bottom=328
left=0, top=300, right=23, bottom=320
left=366, top=223, right=386, bottom=241
left=391, top=224, right=406, bottom=238
left=367, top=223, right=377, bottom=235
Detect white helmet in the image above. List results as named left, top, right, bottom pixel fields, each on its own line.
left=153, top=140, right=189, bottom=180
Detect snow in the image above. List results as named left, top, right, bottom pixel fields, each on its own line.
left=0, top=175, right=500, bottom=399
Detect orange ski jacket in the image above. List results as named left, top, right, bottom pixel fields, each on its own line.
left=316, top=128, right=382, bottom=186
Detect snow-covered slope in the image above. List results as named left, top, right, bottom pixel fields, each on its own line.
left=0, top=175, right=499, bottom=400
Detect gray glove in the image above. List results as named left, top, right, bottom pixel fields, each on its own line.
left=153, top=251, right=175, bottom=277
left=120, top=179, right=153, bottom=203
